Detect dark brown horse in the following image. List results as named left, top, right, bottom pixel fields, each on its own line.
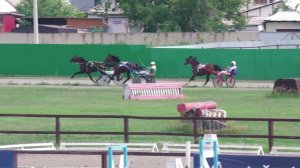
left=70, top=55, right=106, bottom=83
left=104, top=54, right=142, bottom=84
left=184, top=56, right=222, bottom=86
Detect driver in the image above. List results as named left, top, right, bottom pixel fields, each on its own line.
left=218, top=61, right=237, bottom=77
left=148, top=61, right=157, bottom=76
left=143, top=61, right=156, bottom=83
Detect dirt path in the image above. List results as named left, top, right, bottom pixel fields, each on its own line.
left=18, top=154, right=187, bottom=168
left=0, top=76, right=274, bottom=89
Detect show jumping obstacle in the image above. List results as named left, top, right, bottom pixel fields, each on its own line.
left=177, top=101, right=227, bottom=130
left=177, top=101, right=217, bottom=117
left=123, top=83, right=184, bottom=100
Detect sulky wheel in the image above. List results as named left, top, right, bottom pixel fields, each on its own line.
left=132, top=76, right=142, bottom=84
left=226, top=76, right=236, bottom=88
left=213, top=77, right=223, bottom=87
left=98, top=75, right=110, bottom=85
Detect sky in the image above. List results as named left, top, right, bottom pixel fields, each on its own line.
left=286, top=0, right=300, bottom=10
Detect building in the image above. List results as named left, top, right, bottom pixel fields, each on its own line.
left=242, top=0, right=283, bottom=18
left=67, top=0, right=104, bottom=12
left=0, top=0, right=22, bottom=32
left=264, top=11, right=300, bottom=32
left=241, top=0, right=283, bottom=32
left=86, top=0, right=129, bottom=33
left=12, top=24, right=77, bottom=33
left=67, top=18, right=106, bottom=32
left=68, top=0, right=95, bottom=12
left=18, top=17, right=106, bottom=33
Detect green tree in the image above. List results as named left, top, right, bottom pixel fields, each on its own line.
left=16, top=0, right=85, bottom=18
left=118, top=0, right=246, bottom=32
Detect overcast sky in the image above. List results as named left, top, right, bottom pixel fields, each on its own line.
left=286, top=0, right=300, bottom=10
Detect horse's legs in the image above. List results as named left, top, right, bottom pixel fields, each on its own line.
left=202, top=74, right=210, bottom=86
left=95, top=70, right=107, bottom=83
left=87, top=73, right=96, bottom=83
left=123, top=72, right=131, bottom=84
left=185, top=75, right=196, bottom=85
left=70, top=71, right=85, bottom=79
left=71, top=71, right=96, bottom=83
left=106, top=74, right=114, bottom=84
left=96, top=75, right=101, bottom=82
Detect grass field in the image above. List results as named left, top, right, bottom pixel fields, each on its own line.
left=0, top=85, right=299, bottom=151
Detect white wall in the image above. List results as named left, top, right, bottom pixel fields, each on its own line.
left=107, top=17, right=128, bottom=33
left=265, top=22, right=300, bottom=32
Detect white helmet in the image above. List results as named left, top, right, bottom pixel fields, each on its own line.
left=150, top=61, right=156, bottom=65
left=231, top=61, right=236, bottom=66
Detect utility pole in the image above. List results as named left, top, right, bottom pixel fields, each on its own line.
left=33, top=0, right=39, bottom=44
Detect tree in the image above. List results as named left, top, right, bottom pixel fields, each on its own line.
left=117, top=0, right=246, bottom=32
left=16, top=0, right=85, bottom=18
left=118, top=1, right=172, bottom=32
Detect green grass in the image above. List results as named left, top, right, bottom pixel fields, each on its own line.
left=0, top=85, right=299, bottom=150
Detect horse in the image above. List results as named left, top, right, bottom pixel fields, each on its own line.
left=70, top=55, right=106, bottom=83
left=104, top=54, right=142, bottom=84
left=184, top=56, right=222, bottom=86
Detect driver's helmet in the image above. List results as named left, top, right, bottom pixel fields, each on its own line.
left=230, top=61, right=236, bottom=66
left=150, top=61, right=156, bottom=65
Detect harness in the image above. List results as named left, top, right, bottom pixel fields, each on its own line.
left=196, top=63, right=219, bottom=75
left=197, top=64, right=206, bottom=70
left=119, top=62, right=139, bottom=74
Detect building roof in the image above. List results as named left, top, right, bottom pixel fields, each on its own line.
left=68, top=0, right=95, bottom=12
left=87, top=0, right=123, bottom=15
left=265, top=11, right=300, bottom=22
left=0, top=0, right=17, bottom=13
left=241, top=0, right=283, bottom=13
left=12, top=24, right=78, bottom=33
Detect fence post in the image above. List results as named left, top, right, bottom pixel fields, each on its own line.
left=268, top=120, right=274, bottom=151
left=193, top=116, right=199, bottom=144
left=55, top=116, right=61, bottom=146
left=101, top=153, right=107, bottom=168
left=124, top=116, right=129, bottom=143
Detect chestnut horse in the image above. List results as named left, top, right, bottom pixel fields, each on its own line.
left=70, top=55, right=106, bottom=83
left=184, top=56, right=222, bottom=86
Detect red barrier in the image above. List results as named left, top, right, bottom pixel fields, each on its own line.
left=177, top=101, right=217, bottom=113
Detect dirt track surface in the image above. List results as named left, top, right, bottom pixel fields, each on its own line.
left=1, top=77, right=273, bottom=168
left=18, top=154, right=187, bottom=168
left=0, top=76, right=274, bottom=89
